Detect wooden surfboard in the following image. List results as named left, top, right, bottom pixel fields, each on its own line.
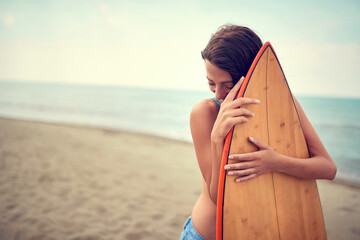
left=216, top=42, right=326, bottom=240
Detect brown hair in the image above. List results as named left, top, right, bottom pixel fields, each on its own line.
left=201, top=24, right=263, bottom=85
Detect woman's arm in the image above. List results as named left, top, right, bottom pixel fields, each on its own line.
left=225, top=97, right=337, bottom=182
left=190, top=99, right=219, bottom=192
left=190, top=77, right=259, bottom=203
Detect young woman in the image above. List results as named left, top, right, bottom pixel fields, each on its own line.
left=179, top=25, right=337, bottom=240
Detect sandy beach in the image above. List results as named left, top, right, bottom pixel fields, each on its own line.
left=0, top=117, right=359, bottom=240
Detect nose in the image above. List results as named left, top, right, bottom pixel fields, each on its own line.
left=215, top=86, right=227, bottom=101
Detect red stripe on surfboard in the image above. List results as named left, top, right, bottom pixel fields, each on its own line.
left=216, top=42, right=273, bottom=240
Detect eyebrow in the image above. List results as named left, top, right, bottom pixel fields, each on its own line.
left=206, top=76, right=233, bottom=84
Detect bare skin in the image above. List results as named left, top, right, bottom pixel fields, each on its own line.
left=189, top=60, right=337, bottom=240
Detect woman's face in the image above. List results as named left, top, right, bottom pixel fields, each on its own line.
left=205, top=59, right=234, bottom=101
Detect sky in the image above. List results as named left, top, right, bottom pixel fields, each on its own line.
left=0, top=0, right=359, bottom=98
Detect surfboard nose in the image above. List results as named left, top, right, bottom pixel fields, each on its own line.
left=217, top=42, right=326, bottom=240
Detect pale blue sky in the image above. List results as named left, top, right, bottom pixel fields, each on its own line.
left=0, top=0, right=359, bottom=97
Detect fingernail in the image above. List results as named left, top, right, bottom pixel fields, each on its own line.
left=249, top=137, right=255, bottom=143
left=224, top=165, right=230, bottom=170
left=228, top=155, right=234, bottom=159
left=228, top=171, right=233, bottom=176
left=255, top=99, right=260, bottom=103
left=251, top=112, right=255, bottom=117
left=236, top=179, right=241, bottom=182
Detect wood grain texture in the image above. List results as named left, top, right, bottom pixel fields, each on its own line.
left=223, top=48, right=279, bottom=240
left=267, top=46, right=326, bottom=240
left=218, top=43, right=326, bottom=240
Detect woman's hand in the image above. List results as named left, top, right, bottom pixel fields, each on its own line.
left=211, top=77, right=260, bottom=142
left=224, top=137, right=281, bottom=182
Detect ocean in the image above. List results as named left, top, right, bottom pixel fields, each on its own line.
left=1, top=80, right=359, bottom=184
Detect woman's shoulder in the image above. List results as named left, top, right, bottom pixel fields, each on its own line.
left=190, top=99, right=219, bottom=128
left=191, top=99, right=219, bottom=118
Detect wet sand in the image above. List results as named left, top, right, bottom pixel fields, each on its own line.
left=0, top=118, right=359, bottom=240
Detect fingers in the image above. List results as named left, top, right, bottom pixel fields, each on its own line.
left=225, top=161, right=250, bottom=169
left=225, top=166, right=259, bottom=182
left=228, top=152, right=257, bottom=162
left=239, top=76, right=245, bottom=87
left=229, top=108, right=254, bottom=118
left=224, top=138, right=273, bottom=183
left=235, top=173, right=258, bottom=182
left=231, top=97, right=260, bottom=109
left=219, top=107, right=254, bottom=126
left=230, top=116, right=249, bottom=125
left=224, top=76, right=244, bottom=102
left=227, top=168, right=256, bottom=177
left=248, top=137, right=271, bottom=150
left=220, top=97, right=260, bottom=114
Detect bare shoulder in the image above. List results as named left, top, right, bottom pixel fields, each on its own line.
left=190, top=99, right=220, bottom=137
left=191, top=99, right=219, bottom=122
left=190, top=99, right=219, bottom=145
